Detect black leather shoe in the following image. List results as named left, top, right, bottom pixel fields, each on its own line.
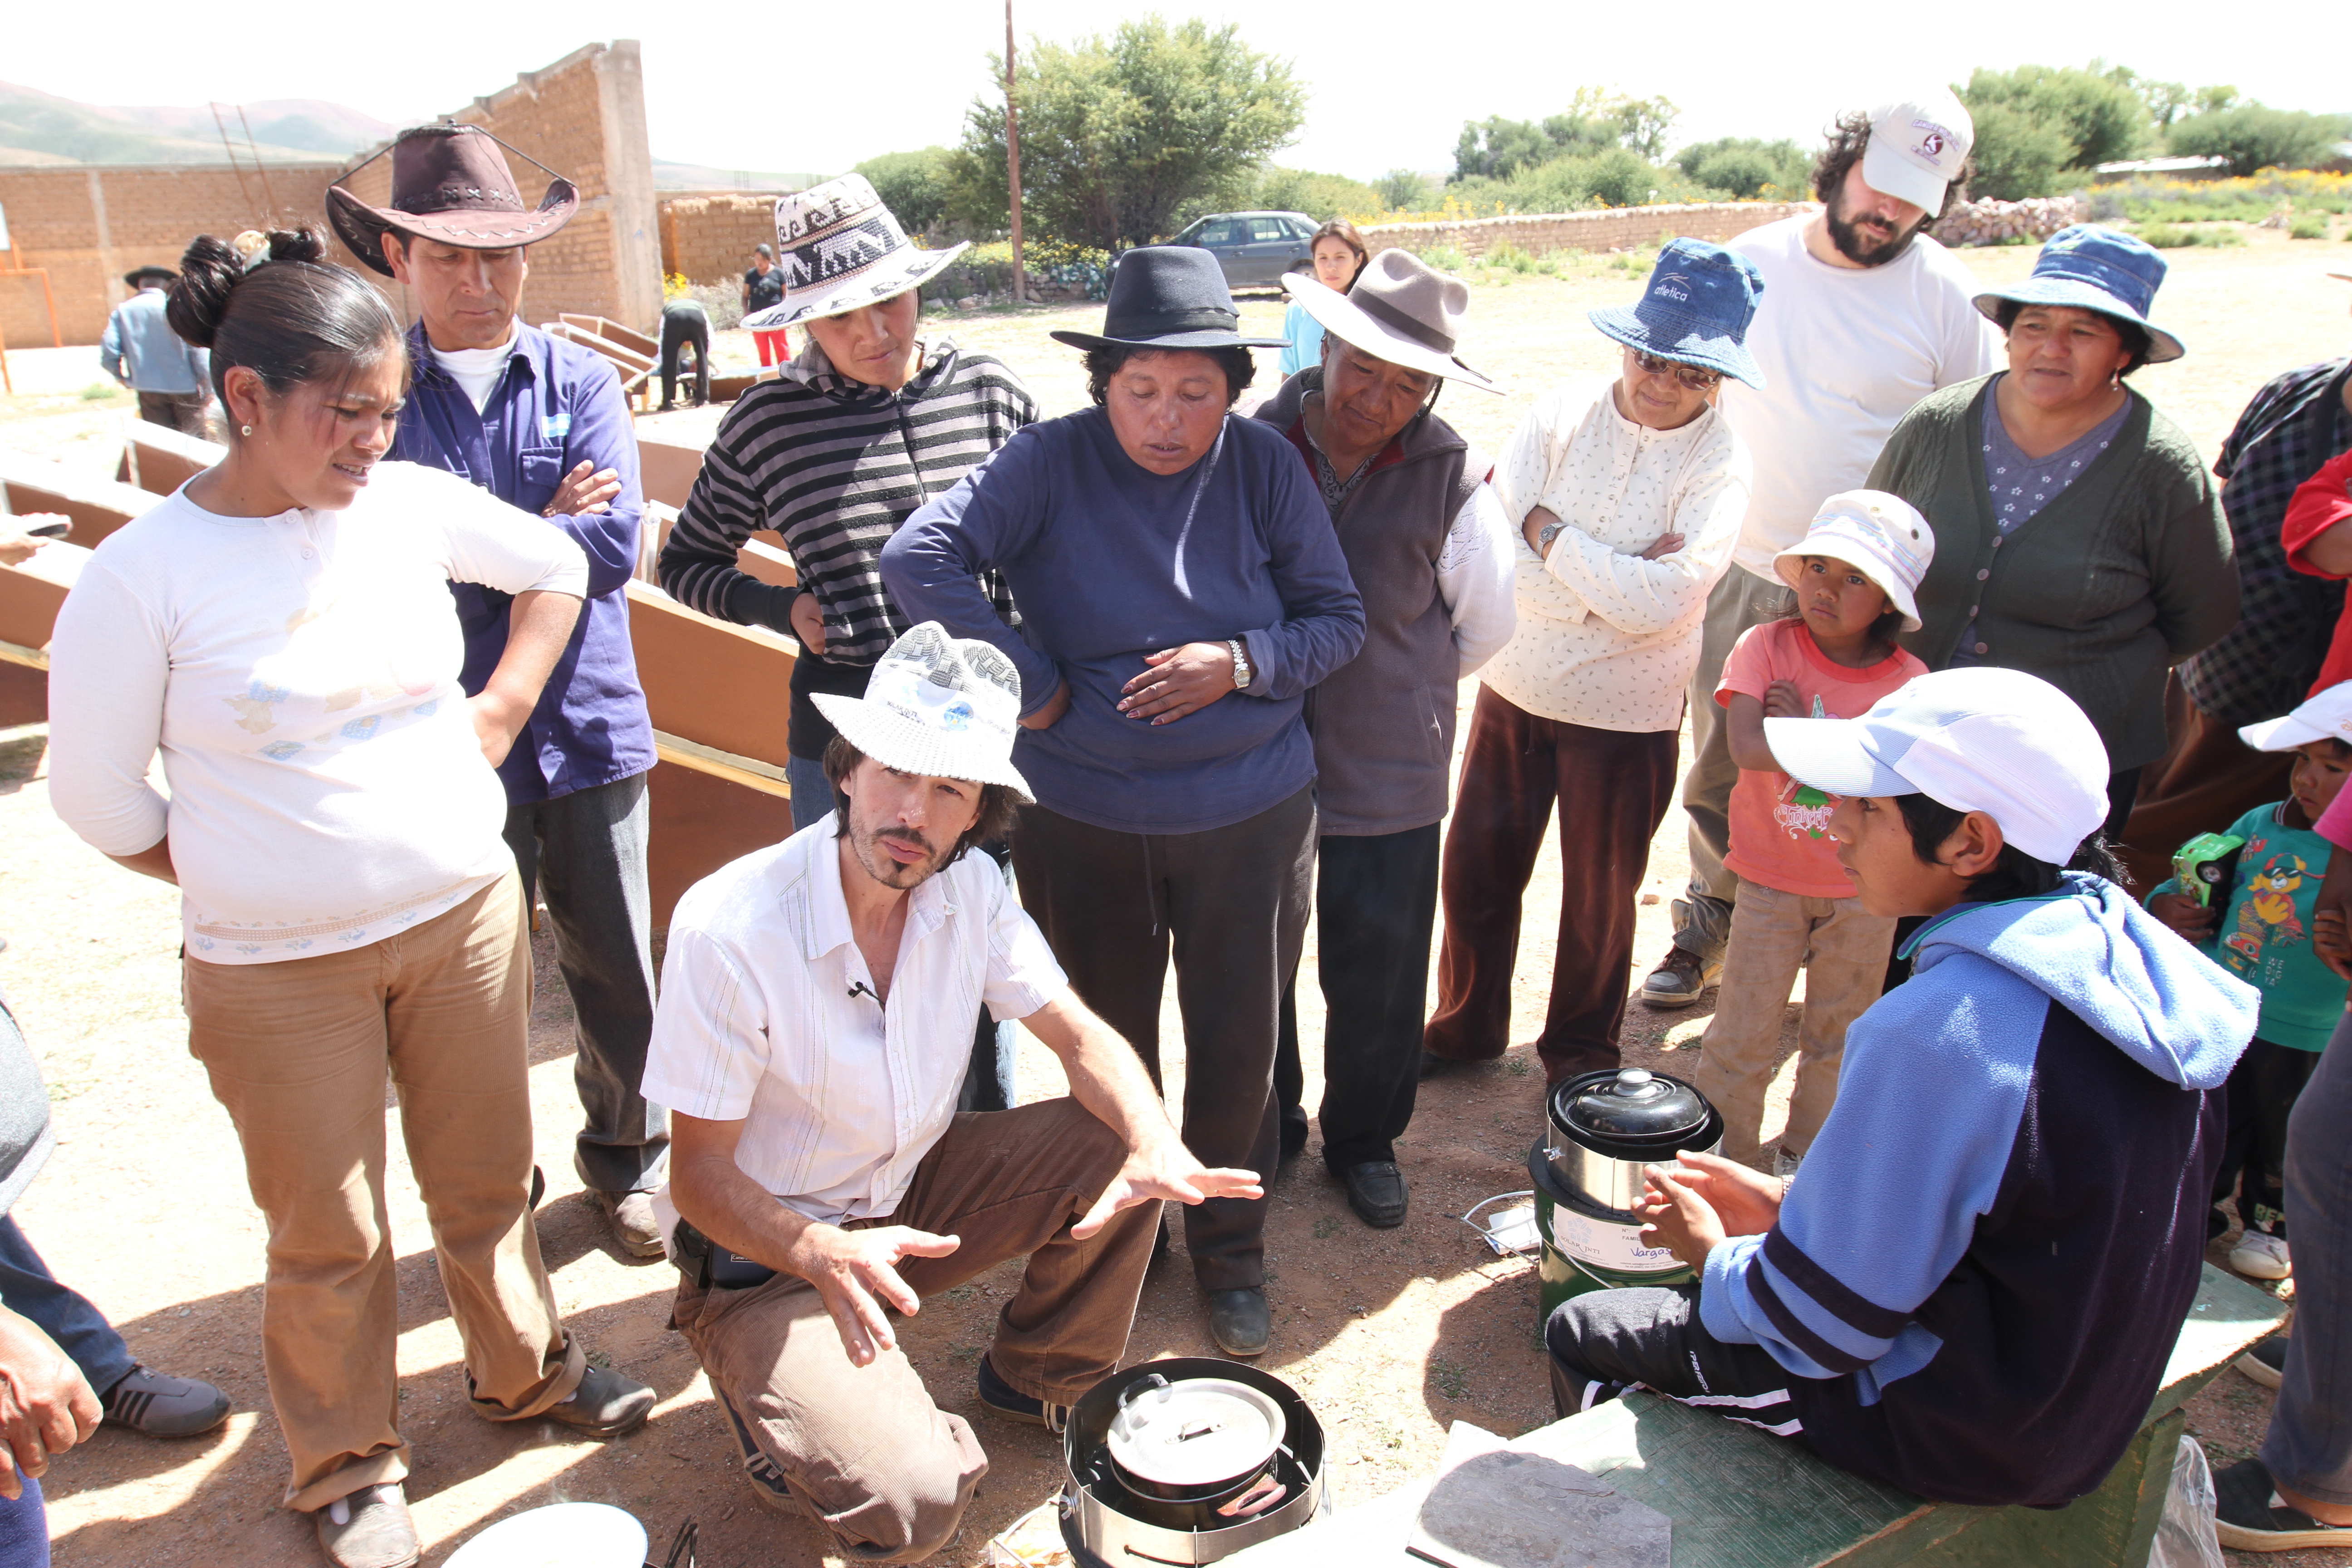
left=1339, top=1161, right=1408, bottom=1228
left=1205, top=1288, right=1270, bottom=1357
left=1418, top=1050, right=1460, bottom=1080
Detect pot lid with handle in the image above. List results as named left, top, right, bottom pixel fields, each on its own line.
left=1559, top=1068, right=1710, bottom=1140
left=1105, top=1375, right=1287, bottom=1488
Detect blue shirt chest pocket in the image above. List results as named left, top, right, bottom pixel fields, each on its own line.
left=517, top=446, right=566, bottom=514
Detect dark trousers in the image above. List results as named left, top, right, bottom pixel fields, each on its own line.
left=0, top=1216, right=134, bottom=1397
left=1011, top=786, right=1315, bottom=1292
left=2263, top=1010, right=2352, bottom=1503
left=136, top=390, right=207, bottom=436
left=1425, top=687, right=1678, bottom=1082
left=502, top=772, right=667, bottom=1193
left=2214, top=1038, right=2320, bottom=1240
left=1274, top=825, right=1442, bottom=1171
left=659, top=309, right=711, bottom=408
left=1545, top=1284, right=1798, bottom=1437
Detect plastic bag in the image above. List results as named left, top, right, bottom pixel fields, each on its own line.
left=2146, top=1435, right=2225, bottom=1568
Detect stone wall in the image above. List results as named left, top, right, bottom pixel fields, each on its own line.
left=1359, top=201, right=1817, bottom=262
left=1928, top=196, right=2086, bottom=249
left=0, top=39, right=660, bottom=348
left=660, top=194, right=782, bottom=285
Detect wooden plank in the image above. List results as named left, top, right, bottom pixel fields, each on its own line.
left=560, top=314, right=658, bottom=358
left=2151, top=1262, right=2287, bottom=1421
left=624, top=579, right=794, bottom=769
left=737, top=536, right=797, bottom=591
left=116, top=419, right=224, bottom=495
left=637, top=430, right=708, bottom=510
left=647, top=759, right=795, bottom=929
left=0, top=456, right=161, bottom=549
left=653, top=730, right=791, bottom=797
left=0, top=563, right=74, bottom=655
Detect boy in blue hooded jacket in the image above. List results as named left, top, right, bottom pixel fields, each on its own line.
left=1546, top=666, right=2260, bottom=1509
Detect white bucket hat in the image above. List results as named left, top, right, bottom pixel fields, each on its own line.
left=742, top=175, right=970, bottom=331
left=810, top=623, right=1033, bottom=801
left=1764, top=666, right=2110, bottom=865
left=1283, top=248, right=1502, bottom=394
left=1862, top=87, right=1975, bottom=217
left=1772, top=490, right=1937, bottom=632
left=2239, top=682, right=2352, bottom=754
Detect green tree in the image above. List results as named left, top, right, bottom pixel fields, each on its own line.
left=1962, top=99, right=2074, bottom=199
left=1960, top=64, right=2151, bottom=181
left=1231, top=165, right=1383, bottom=222
left=947, top=16, right=1305, bottom=250
left=1452, top=89, right=1678, bottom=182
left=1371, top=169, right=1432, bottom=210
left=2167, top=104, right=2352, bottom=175
left=1672, top=137, right=1813, bottom=200
left=853, top=147, right=954, bottom=236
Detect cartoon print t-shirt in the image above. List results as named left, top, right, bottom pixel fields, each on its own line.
left=2156, top=803, right=2347, bottom=1053
left=1716, top=618, right=1928, bottom=899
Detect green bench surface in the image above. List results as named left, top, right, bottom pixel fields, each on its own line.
left=1224, top=1264, right=2284, bottom=1568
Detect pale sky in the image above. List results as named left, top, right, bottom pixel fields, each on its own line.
left=10, top=0, right=2346, bottom=181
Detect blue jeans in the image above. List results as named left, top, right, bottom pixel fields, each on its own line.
left=788, top=753, right=1014, bottom=1114
left=0, top=1477, right=45, bottom=1568
left=2263, top=1009, right=2352, bottom=1505
left=0, top=1216, right=133, bottom=1396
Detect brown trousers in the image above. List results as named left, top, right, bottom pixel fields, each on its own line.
left=674, top=1098, right=1154, bottom=1563
left=1426, top=687, right=1679, bottom=1082
left=1693, top=878, right=1896, bottom=1164
left=2116, top=675, right=2296, bottom=893
left=183, top=873, right=583, bottom=1511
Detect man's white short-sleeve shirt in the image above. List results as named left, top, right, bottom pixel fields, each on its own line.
left=642, top=813, right=1067, bottom=1225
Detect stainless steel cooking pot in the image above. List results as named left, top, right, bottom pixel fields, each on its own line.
left=1541, top=1067, right=1724, bottom=1216
left=1104, top=1372, right=1287, bottom=1508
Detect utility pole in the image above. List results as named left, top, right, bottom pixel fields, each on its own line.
left=1005, top=0, right=1027, bottom=304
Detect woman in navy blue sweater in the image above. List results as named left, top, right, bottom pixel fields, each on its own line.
left=884, top=249, right=1364, bottom=1357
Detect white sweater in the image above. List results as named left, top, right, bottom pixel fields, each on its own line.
left=48, top=462, right=588, bottom=964
left=1482, top=377, right=1750, bottom=733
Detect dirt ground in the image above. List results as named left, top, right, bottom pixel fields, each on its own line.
left=3, top=225, right=2347, bottom=1566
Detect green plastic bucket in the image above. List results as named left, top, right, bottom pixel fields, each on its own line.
left=1527, top=1139, right=1695, bottom=1336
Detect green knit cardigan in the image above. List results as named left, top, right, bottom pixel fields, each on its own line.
left=1867, top=374, right=2238, bottom=773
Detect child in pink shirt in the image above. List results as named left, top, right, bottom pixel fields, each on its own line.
left=1697, top=492, right=1934, bottom=1170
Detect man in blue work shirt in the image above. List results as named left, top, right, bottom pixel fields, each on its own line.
left=100, top=265, right=211, bottom=434
left=328, top=125, right=667, bottom=1257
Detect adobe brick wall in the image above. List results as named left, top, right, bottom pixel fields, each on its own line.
left=0, top=40, right=660, bottom=348
left=0, top=163, right=339, bottom=346
left=1360, top=200, right=1818, bottom=262
left=659, top=195, right=783, bottom=285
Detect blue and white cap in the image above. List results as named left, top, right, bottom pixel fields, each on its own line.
left=1763, top=666, right=2109, bottom=864
left=811, top=622, right=1032, bottom=801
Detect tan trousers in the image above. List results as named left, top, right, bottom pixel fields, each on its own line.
left=674, top=1098, right=1155, bottom=1563
left=183, top=872, right=584, bottom=1511
left=1694, top=877, right=1896, bottom=1164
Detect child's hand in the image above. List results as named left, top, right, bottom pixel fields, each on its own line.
left=2149, top=891, right=2217, bottom=942
left=1761, top=680, right=1807, bottom=720
left=2315, top=907, right=2352, bottom=980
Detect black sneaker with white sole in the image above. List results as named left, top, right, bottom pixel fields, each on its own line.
left=976, top=1353, right=1072, bottom=1431
left=2215, top=1456, right=2352, bottom=1552
left=100, top=1365, right=231, bottom=1437
left=715, top=1387, right=806, bottom=1517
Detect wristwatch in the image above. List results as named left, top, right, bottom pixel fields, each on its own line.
left=1226, top=637, right=1254, bottom=691
left=1535, top=519, right=1566, bottom=556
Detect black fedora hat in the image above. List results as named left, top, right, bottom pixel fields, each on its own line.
left=327, top=124, right=578, bottom=278
left=123, top=265, right=177, bottom=289
left=1049, top=246, right=1288, bottom=353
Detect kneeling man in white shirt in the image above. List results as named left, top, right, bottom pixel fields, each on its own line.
left=643, top=622, right=1259, bottom=1563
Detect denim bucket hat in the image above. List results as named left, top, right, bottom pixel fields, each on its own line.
left=1587, top=238, right=1768, bottom=390
left=1971, top=224, right=2185, bottom=364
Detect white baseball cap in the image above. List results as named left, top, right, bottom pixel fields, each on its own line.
left=1772, top=490, right=1936, bottom=632
left=1862, top=88, right=1975, bottom=217
left=1764, top=666, right=2110, bottom=865
left=2239, top=681, right=2352, bottom=754
left=811, top=622, right=1033, bottom=801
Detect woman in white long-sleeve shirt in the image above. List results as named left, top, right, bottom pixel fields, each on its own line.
left=1425, top=240, right=1759, bottom=1086
left=45, top=230, right=652, bottom=1568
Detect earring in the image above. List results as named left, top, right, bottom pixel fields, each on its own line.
left=241, top=424, right=253, bottom=436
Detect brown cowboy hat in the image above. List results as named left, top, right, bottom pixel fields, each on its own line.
left=327, top=123, right=578, bottom=277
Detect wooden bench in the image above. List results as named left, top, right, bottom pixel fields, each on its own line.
left=1228, top=1263, right=2284, bottom=1568
left=1, top=453, right=162, bottom=549
left=115, top=419, right=224, bottom=496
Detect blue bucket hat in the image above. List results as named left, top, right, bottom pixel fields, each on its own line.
left=1587, top=238, right=1767, bottom=390
left=1970, top=224, right=2184, bottom=364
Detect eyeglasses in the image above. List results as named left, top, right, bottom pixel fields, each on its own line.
left=1632, top=350, right=1722, bottom=394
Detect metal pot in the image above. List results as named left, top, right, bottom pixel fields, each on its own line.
left=1104, top=1372, right=1287, bottom=1506
left=1541, top=1067, right=1723, bottom=1216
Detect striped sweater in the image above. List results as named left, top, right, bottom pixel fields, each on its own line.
left=657, top=336, right=1036, bottom=756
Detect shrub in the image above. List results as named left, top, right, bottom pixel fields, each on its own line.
left=1404, top=242, right=1470, bottom=273
left=920, top=237, right=1114, bottom=304
left=2089, top=170, right=2352, bottom=222
left=1372, top=169, right=1433, bottom=211
left=2290, top=213, right=2331, bottom=240
left=2167, top=105, right=2352, bottom=176
left=1673, top=137, right=1813, bottom=201
left=1964, top=99, right=2077, bottom=200
left=855, top=148, right=957, bottom=237
left=2136, top=222, right=2246, bottom=248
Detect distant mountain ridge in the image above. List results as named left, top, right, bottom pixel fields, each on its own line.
left=0, top=81, right=395, bottom=166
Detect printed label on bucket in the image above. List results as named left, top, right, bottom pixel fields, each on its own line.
left=1551, top=1205, right=1684, bottom=1273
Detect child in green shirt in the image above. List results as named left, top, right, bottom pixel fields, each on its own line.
left=2149, top=683, right=2352, bottom=1282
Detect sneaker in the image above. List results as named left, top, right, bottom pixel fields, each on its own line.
left=591, top=1190, right=666, bottom=1259
left=1641, top=948, right=1721, bottom=1009
left=2237, top=1336, right=2290, bottom=1390
left=2230, top=1230, right=2292, bottom=1281
left=1773, top=1147, right=1804, bottom=1180
left=100, top=1365, right=231, bottom=1437
left=975, top=1354, right=1072, bottom=1432
left=313, top=1483, right=420, bottom=1568
left=715, top=1387, right=806, bottom=1517
left=536, top=1364, right=656, bottom=1438
left=2215, top=1456, right=2352, bottom=1551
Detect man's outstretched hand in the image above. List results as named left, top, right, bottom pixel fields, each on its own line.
left=785, top=1223, right=962, bottom=1368
left=1072, top=1138, right=1262, bottom=1240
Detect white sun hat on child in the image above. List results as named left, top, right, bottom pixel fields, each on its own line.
left=811, top=622, right=1033, bottom=802
left=1764, top=666, right=2109, bottom=865
left=2239, top=682, right=2352, bottom=754
left=1772, top=490, right=1936, bottom=632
